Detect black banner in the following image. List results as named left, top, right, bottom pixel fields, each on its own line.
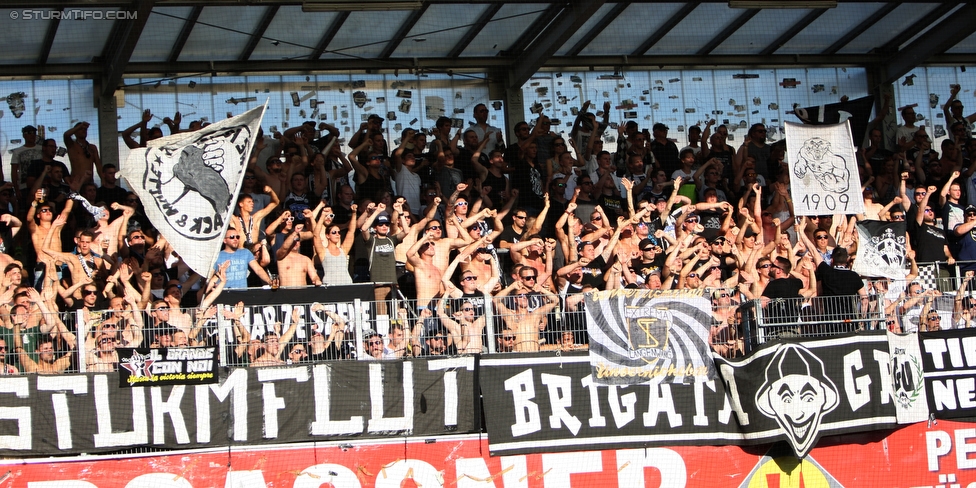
left=118, top=347, right=219, bottom=387
left=920, top=329, right=976, bottom=419
left=480, top=333, right=897, bottom=457
left=210, top=284, right=376, bottom=354
left=0, top=357, right=478, bottom=456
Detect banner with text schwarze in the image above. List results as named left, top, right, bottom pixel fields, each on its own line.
left=0, top=357, right=477, bottom=457
left=208, top=285, right=375, bottom=357
left=919, top=328, right=976, bottom=419
left=480, top=333, right=898, bottom=458
left=585, top=289, right=716, bottom=385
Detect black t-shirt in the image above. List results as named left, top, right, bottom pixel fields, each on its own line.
left=580, top=255, right=607, bottom=289
left=914, top=222, right=947, bottom=263
left=816, top=261, right=864, bottom=297
left=496, top=225, right=523, bottom=248
left=698, top=209, right=724, bottom=241
left=762, top=277, right=804, bottom=323
left=651, top=140, right=680, bottom=176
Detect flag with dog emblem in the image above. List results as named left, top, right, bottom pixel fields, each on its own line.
left=121, top=103, right=267, bottom=277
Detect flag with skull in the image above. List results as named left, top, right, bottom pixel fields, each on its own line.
left=121, top=103, right=267, bottom=278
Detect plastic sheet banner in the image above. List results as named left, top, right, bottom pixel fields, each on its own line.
left=786, top=120, right=864, bottom=216
left=0, top=357, right=477, bottom=456
left=481, top=333, right=898, bottom=458
left=4, top=421, right=972, bottom=488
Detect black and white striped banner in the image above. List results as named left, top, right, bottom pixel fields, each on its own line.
left=584, top=289, right=717, bottom=385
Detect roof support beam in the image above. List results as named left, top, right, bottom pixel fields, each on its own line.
left=878, top=2, right=959, bottom=54
left=697, top=8, right=758, bottom=56
left=100, top=1, right=156, bottom=97
left=238, top=5, right=279, bottom=61
left=37, top=12, right=61, bottom=65
left=880, top=3, right=976, bottom=85
left=379, top=4, right=429, bottom=59
left=447, top=4, right=501, bottom=58
left=631, top=1, right=699, bottom=56
left=505, top=3, right=566, bottom=57
left=565, top=2, right=629, bottom=57
left=168, top=5, right=202, bottom=63
left=10, top=53, right=976, bottom=79
left=509, top=0, right=608, bottom=89
left=309, top=11, right=348, bottom=60
left=822, top=2, right=899, bottom=55
left=759, top=8, right=828, bottom=56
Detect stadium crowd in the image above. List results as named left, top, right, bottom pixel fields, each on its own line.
left=0, top=84, right=975, bottom=373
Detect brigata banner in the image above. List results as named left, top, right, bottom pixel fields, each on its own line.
left=481, top=333, right=898, bottom=457
left=919, top=328, right=976, bottom=419
left=585, top=289, right=716, bottom=385
left=0, top=357, right=477, bottom=456
left=117, top=346, right=219, bottom=387
left=7, top=421, right=974, bottom=488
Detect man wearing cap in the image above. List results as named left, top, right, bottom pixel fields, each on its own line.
left=363, top=330, right=386, bottom=360
left=10, top=125, right=41, bottom=195
left=360, top=204, right=406, bottom=315
left=953, top=205, right=976, bottom=274
left=650, top=122, right=680, bottom=177
left=630, top=238, right=664, bottom=283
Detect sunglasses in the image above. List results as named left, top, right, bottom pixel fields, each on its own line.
left=227, top=235, right=240, bottom=240
left=592, top=215, right=602, bottom=221
left=688, top=273, right=698, bottom=278
left=513, top=215, right=526, bottom=220
left=155, top=307, right=170, bottom=311
left=38, top=208, right=52, bottom=213
left=686, top=218, right=699, bottom=223
left=816, top=235, right=829, bottom=240
left=368, top=340, right=383, bottom=346
left=329, top=230, right=341, bottom=235
left=915, top=192, right=927, bottom=197
left=462, top=276, right=478, bottom=281
left=285, top=217, right=295, bottom=222
left=455, top=201, right=468, bottom=207
left=521, top=275, right=537, bottom=281
left=928, top=316, right=941, bottom=321
left=243, top=175, right=256, bottom=180
left=758, top=263, right=772, bottom=269
left=291, top=348, right=306, bottom=354
left=716, top=293, right=729, bottom=298
left=891, top=215, right=905, bottom=220
left=83, top=290, right=98, bottom=296
left=427, top=226, right=441, bottom=231
left=503, top=336, right=516, bottom=341
left=461, top=307, right=474, bottom=312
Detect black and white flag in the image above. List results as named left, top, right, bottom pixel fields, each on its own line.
left=786, top=121, right=864, bottom=217
left=585, top=289, right=716, bottom=385
left=121, top=104, right=267, bottom=277
left=852, top=220, right=908, bottom=279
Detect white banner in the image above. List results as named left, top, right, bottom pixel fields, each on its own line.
left=851, top=221, right=908, bottom=279
left=786, top=121, right=864, bottom=216
left=887, top=331, right=929, bottom=424
left=121, top=104, right=267, bottom=277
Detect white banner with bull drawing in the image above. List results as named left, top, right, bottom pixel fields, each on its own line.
left=786, top=120, right=864, bottom=217
left=121, top=104, right=267, bottom=278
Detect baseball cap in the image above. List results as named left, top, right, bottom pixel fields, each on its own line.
left=639, top=238, right=655, bottom=251
left=373, top=213, right=391, bottom=226
left=653, top=122, right=669, bottom=132
left=22, top=125, right=36, bottom=134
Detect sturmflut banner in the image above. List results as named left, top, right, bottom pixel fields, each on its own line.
left=121, top=104, right=267, bottom=278
left=481, top=333, right=899, bottom=458
left=0, top=358, right=477, bottom=456
left=585, top=289, right=716, bottom=385
left=786, top=120, right=864, bottom=216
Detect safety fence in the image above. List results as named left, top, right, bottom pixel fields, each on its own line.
left=3, top=270, right=976, bottom=374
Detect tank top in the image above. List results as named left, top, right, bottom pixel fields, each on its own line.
left=321, top=248, right=352, bottom=285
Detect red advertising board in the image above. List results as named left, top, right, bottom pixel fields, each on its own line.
left=4, top=421, right=974, bottom=487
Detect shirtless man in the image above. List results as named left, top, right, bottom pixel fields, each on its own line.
left=13, top=298, right=77, bottom=374
left=443, top=240, right=499, bottom=316
left=250, top=308, right=301, bottom=367
left=421, top=214, right=467, bottom=271
left=436, top=293, right=487, bottom=354
left=406, top=232, right=444, bottom=308
left=28, top=190, right=74, bottom=257
left=494, top=281, right=559, bottom=352
left=277, top=223, right=322, bottom=287
left=64, top=121, right=101, bottom=181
